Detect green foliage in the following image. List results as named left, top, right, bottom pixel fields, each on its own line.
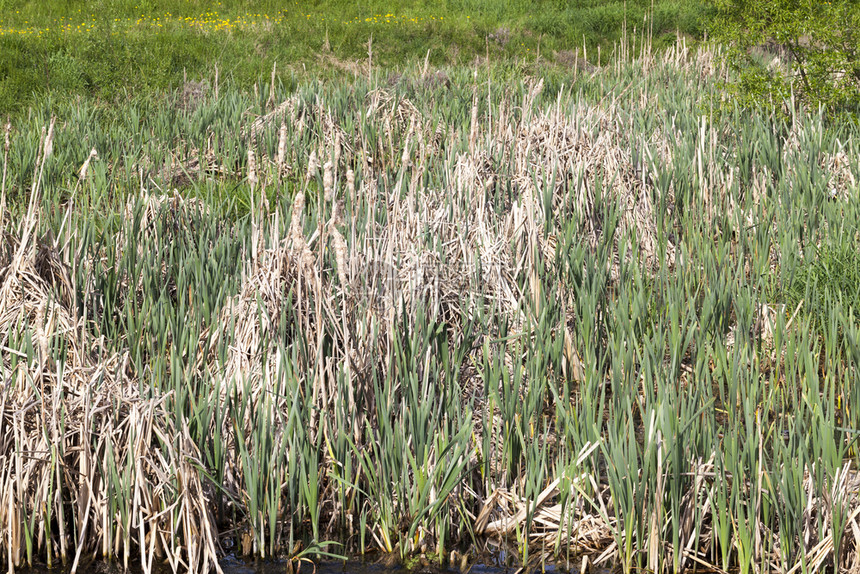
left=707, top=0, right=860, bottom=113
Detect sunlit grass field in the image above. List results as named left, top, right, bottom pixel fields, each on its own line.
left=0, top=0, right=704, bottom=114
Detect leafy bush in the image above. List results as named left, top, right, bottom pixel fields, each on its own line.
left=708, top=0, right=860, bottom=113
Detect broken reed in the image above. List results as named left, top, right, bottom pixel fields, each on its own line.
left=2, top=41, right=860, bottom=574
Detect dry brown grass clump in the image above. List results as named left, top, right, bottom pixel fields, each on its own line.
left=0, top=152, right=222, bottom=572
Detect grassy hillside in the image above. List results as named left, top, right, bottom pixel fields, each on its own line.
left=0, top=0, right=704, bottom=114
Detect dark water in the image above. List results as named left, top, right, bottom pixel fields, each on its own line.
left=218, top=558, right=563, bottom=574
left=17, top=555, right=611, bottom=574
left=218, top=556, right=611, bottom=574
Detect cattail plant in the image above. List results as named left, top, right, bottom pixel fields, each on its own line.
left=2, top=37, right=860, bottom=574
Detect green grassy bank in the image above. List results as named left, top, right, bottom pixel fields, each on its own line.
left=0, top=0, right=704, bottom=115
left=2, top=43, right=860, bottom=573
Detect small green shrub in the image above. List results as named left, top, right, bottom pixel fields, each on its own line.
left=707, top=0, right=860, bottom=114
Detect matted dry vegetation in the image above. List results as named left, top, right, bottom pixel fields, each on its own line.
left=2, top=42, right=860, bottom=574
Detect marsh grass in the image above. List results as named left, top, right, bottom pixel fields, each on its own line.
left=2, top=40, right=860, bottom=574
